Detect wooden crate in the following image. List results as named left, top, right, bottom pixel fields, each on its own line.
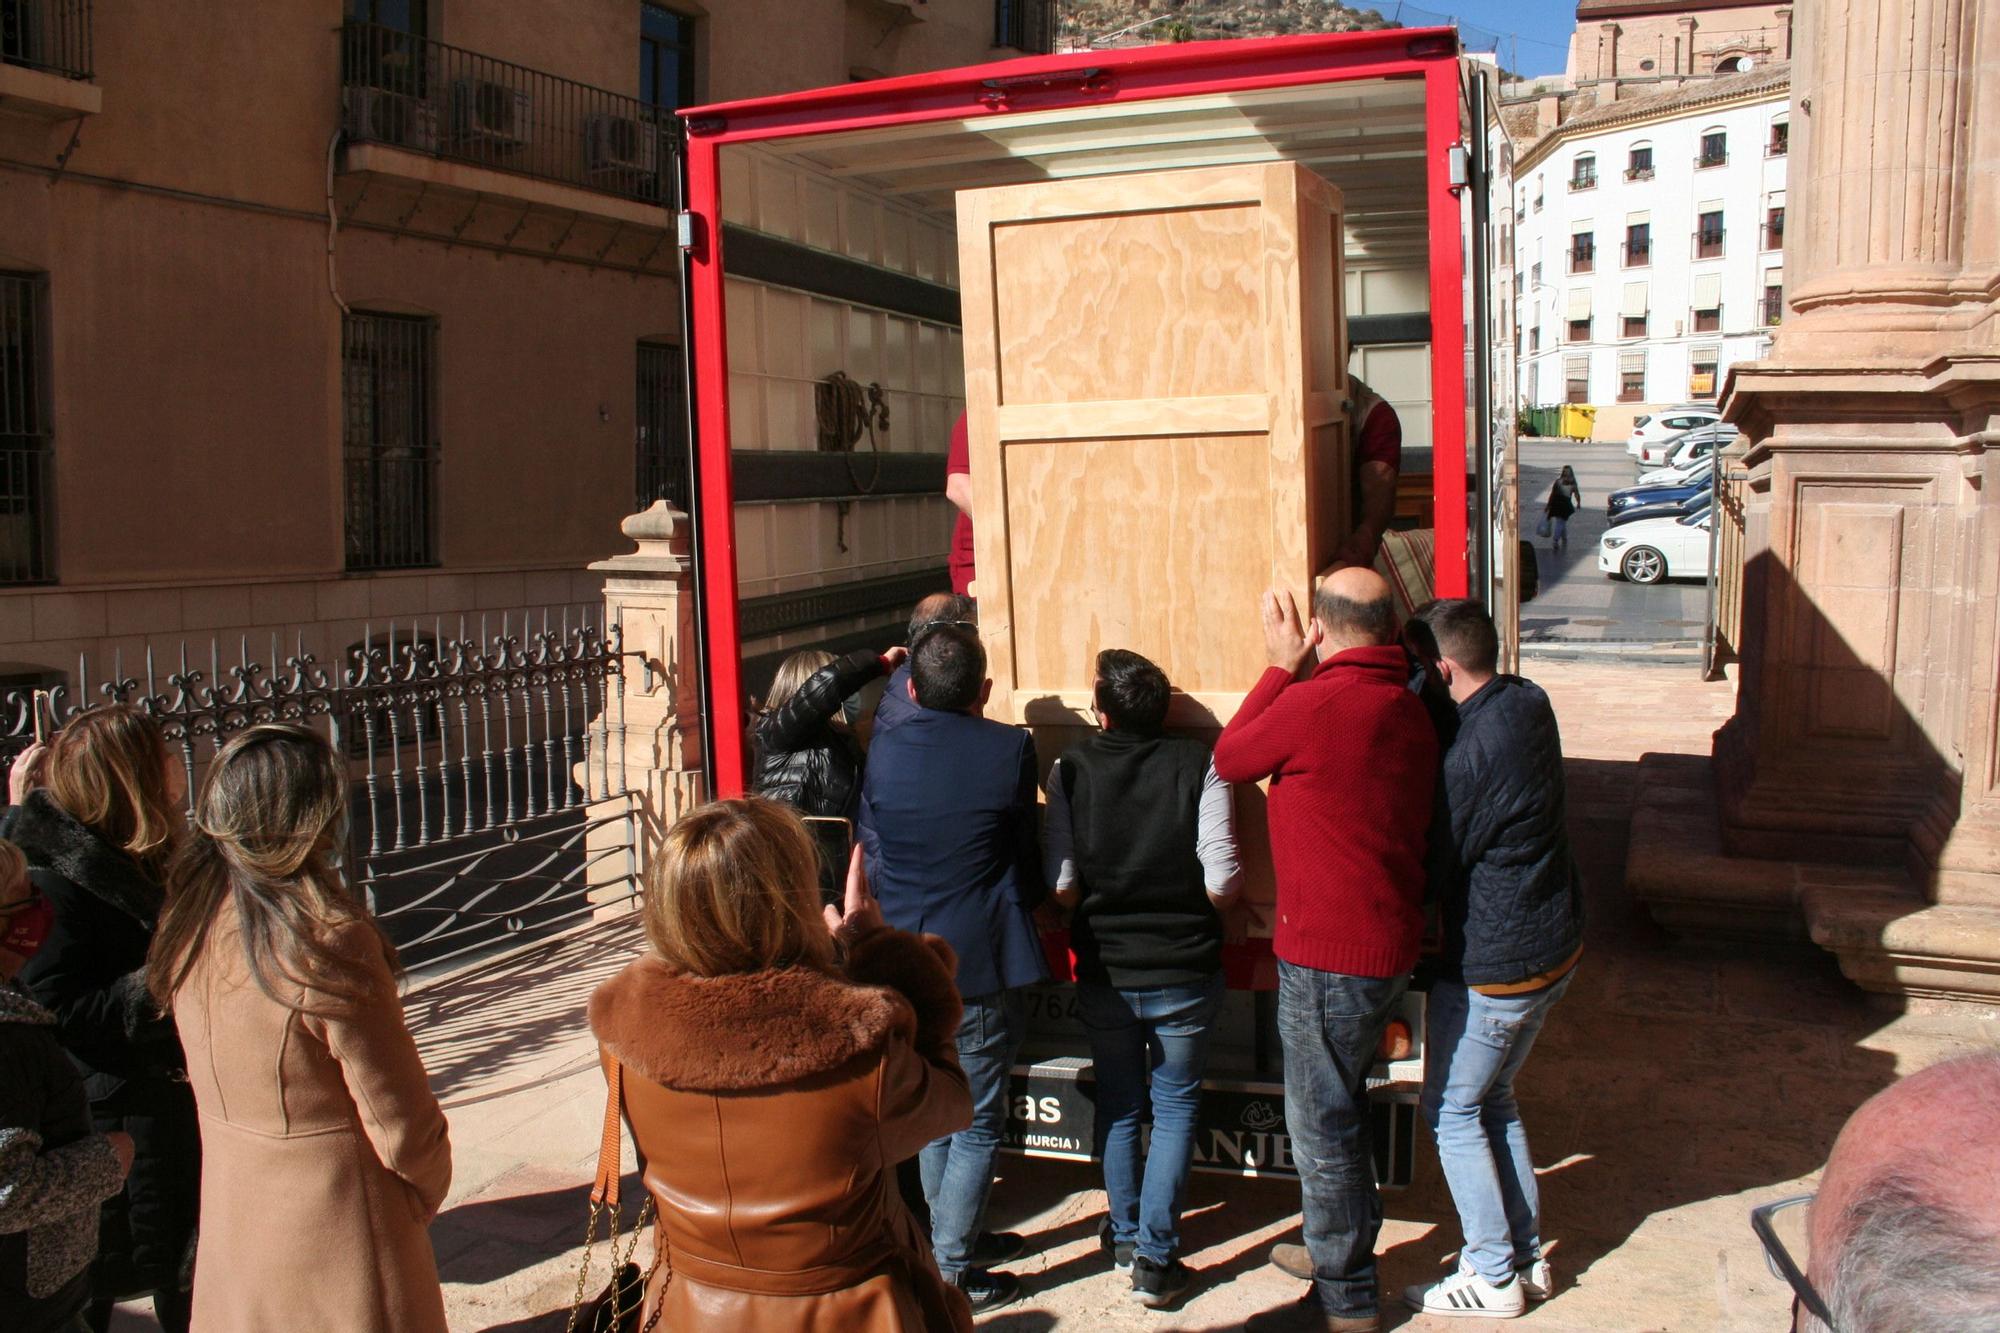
left=957, top=161, right=1349, bottom=732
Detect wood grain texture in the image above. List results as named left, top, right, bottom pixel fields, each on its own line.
left=958, top=161, right=1348, bottom=735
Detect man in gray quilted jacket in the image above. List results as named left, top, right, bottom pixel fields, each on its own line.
left=1402, top=599, right=1584, bottom=1322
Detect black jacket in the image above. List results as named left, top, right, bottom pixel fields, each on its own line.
left=7, top=792, right=200, bottom=1300
left=1431, top=676, right=1585, bottom=986
left=751, top=650, right=886, bottom=821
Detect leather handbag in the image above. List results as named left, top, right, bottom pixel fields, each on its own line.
left=565, top=1051, right=663, bottom=1333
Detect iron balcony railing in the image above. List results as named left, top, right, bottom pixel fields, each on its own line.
left=1625, top=164, right=1655, bottom=181
left=1568, top=246, right=1595, bottom=274
left=1694, top=229, right=1726, bottom=259
left=1696, top=149, right=1730, bottom=169
left=339, top=22, right=677, bottom=206
left=1, top=0, right=92, bottom=80
left=1569, top=172, right=1597, bottom=192
left=1763, top=290, right=1785, bottom=326
left=1623, top=240, right=1651, bottom=266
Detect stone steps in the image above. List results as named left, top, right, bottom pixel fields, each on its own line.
left=1627, top=752, right=2000, bottom=1004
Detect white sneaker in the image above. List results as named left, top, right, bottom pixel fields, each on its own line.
left=1518, top=1257, right=1553, bottom=1301
left=1403, top=1258, right=1527, bottom=1319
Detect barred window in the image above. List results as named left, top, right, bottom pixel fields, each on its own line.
left=636, top=341, right=689, bottom=512
left=343, top=312, right=437, bottom=570
left=0, top=273, right=52, bottom=585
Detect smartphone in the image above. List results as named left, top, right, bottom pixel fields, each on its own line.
left=801, top=816, right=853, bottom=909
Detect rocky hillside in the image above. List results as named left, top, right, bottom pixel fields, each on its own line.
left=1060, top=0, right=1400, bottom=48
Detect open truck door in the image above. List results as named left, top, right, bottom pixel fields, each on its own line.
left=671, top=29, right=1511, bottom=1186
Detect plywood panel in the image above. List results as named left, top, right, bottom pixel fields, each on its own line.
left=1005, top=435, right=1273, bottom=701
left=992, top=205, right=1266, bottom=404
left=958, top=161, right=1348, bottom=729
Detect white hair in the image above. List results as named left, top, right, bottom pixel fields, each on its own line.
left=1824, top=1052, right=2000, bottom=1332
left=1825, top=1174, right=2000, bottom=1331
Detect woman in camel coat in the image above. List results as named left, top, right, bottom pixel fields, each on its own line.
left=148, top=725, right=451, bottom=1332
left=588, top=796, right=974, bottom=1332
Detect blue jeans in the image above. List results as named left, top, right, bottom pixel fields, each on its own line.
left=1276, top=960, right=1408, bottom=1320
left=921, top=987, right=1026, bottom=1279
left=1420, top=973, right=1574, bottom=1283
left=1077, top=975, right=1225, bottom=1264
left=1550, top=514, right=1570, bottom=546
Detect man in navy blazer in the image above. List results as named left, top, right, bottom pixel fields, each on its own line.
left=860, top=624, right=1047, bottom=1312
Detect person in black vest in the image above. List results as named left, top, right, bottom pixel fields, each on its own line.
left=1043, top=649, right=1241, bottom=1309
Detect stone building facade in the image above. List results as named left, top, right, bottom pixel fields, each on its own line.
left=1628, top=0, right=2000, bottom=1004
left=1567, top=0, right=1793, bottom=85
left=0, top=0, right=1038, bottom=696
left=1511, top=62, right=1788, bottom=440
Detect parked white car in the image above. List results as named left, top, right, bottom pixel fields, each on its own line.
left=1625, top=408, right=1720, bottom=458
left=1599, top=506, right=1714, bottom=584
left=1639, top=421, right=1736, bottom=473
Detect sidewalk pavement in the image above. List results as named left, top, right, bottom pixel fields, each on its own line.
left=116, top=658, right=2000, bottom=1331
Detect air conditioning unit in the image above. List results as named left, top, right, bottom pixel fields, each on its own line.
left=343, top=87, right=440, bottom=153
left=586, top=115, right=660, bottom=174
left=451, top=78, right=533, bottom=146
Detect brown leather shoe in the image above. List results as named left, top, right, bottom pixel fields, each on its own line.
left=1269, top=1242, right=1314, bottom=1281
left=1243, top=1292, right=1380, bottom=1333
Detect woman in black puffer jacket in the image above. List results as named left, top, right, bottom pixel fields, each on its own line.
left=752, top=646, right=905, bottom=821
left=8, top=707, right=198, bottom=1333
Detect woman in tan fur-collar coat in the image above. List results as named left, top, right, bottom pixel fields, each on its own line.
left=588, top=797, right=974, bottom=1332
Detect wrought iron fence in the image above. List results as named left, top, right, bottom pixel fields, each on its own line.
left=0, top=608, right=640, bottom=971
left=339, top=21, right=677, bottom=206
left=1, top=0, right=92, bottom=80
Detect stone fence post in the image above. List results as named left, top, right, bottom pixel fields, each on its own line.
left=585, top=502, right=706, bottom=908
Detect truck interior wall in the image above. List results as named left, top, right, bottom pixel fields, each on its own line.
left=719, top=146, right=964, bottom=692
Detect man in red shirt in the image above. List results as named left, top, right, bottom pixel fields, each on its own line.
left=945, top=412, right=975, bottom=596
left=1333, top=376, right=1403, bottom=569
left=1218, top=566, right=1438, bottom=1333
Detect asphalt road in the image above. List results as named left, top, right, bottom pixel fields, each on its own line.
left=1516, top=436, right=1712, bottom=648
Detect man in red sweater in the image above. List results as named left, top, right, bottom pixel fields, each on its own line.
left=1219, top=566, right=1438, bottom=1333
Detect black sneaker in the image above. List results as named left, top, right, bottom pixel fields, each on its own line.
left=952, top=1267, right=1021, bottom=1313
left=972, top=1230, right=1026, bottom=1265
left=1130, top=1255, right=1193, bottom=1309
left=1098, top=1217, right=1136, bottom=1271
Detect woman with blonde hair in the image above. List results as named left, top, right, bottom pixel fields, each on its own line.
left=147, top=723, right=451, bottom=1333
left=587, top=796, right=974, bottom=1331
left=752, top=644, right=907, bottom=821
left=9, top=706, right=198, bottom=1331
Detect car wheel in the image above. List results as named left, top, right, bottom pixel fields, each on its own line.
left=1622, top=546, right=1667, bottom=585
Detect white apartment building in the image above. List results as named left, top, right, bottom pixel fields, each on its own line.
left=1509, top=63, right=1789, bottom=438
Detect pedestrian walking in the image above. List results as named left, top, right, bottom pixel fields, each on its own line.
left=1403, top=600, right=1584, bottom=1320
left=147, top=724, right=452, bottom=1333
left=1216, top=569, right=1439, bottom=1333
left=860, top=625, right=1048, bottom=1313
left=8, top=709, right=199, bottom=1333
left=586, top=798, right=975, bottom=1332
left=1043, top=649, right=1241, bottom=1308
left=0, top=835, right=137, bottom=1333
left=1543, top=466, right=1582, bottom=554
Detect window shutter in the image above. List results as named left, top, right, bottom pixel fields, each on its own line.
left=1693, top=273, right=1723, bottom=309
left=1620, top=349, right=1647, bottom=373
left=1626, top=210, right=1650, bottom=226
left=1622, top=282, right=1649, bottom=316
left=1566, top=287, right=1593, bottom=318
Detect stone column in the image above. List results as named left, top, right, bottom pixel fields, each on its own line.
left=1712, top=0, right=2000, bottom=999
left=583, top=502, right=706, bottom=906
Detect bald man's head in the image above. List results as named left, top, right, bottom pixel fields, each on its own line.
left=1810, top=1052, right=2000, bottom=1330
left=908, top=592, right=975, bottom=643
left=1313, top=566, right=1397, bottom=652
